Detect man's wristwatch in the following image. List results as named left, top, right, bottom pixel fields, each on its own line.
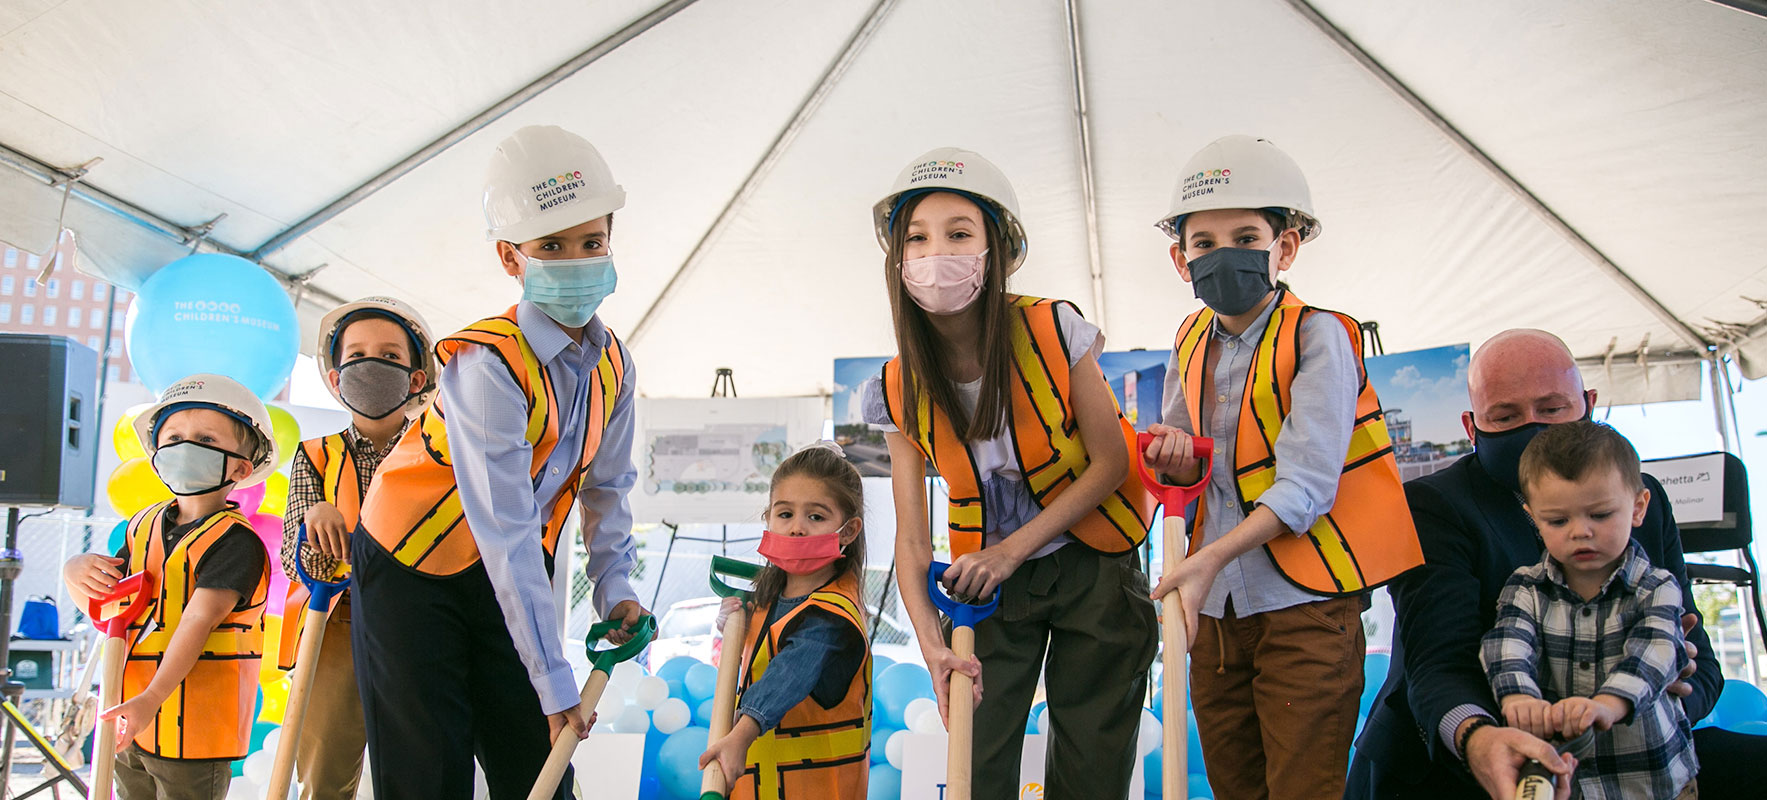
left=1457, top=716, right=1497, bottom=761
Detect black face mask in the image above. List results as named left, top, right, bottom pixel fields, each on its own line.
left=336, top=357, right=418, bottom=420
left=1187, top=245, right=1277, bottom=316
left=1471, top=398, right=1595, bottom=493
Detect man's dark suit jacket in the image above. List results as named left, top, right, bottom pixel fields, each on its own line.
left=1346, top=453, right=1724, bottom=798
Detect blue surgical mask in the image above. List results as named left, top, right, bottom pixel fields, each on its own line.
left=522, top=254, right=617, bottom=328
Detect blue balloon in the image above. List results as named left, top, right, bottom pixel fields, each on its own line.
left=106, top=519, right=128, bottom=556
left=636, top=776, right=663, bottom=800
left=657, top=726, right=710, bottom=799
left=657, top=656, right=700, bottom=684
left=249, top=721, right=277, bottom=753
left=875, top=663, right=934, bottom=728
left=1187, top=710, right=1204, bottom=774
left=667, top=678, right=689, bottom=701
left=1028, top=700, right=1048, bottom=732
left=125, top=253, right=300, bottom=398
left=1187, top=773, right=1214, bottom=799
left=871, top=726, right=899, bottom=764
left=694, top=698, right=715, bottom=728
left=1716, top=679, right=1767, bottom=730
left=1144, top=746, right=1163, bottom=797
left=254, top=686, right=264, bottom=719
left=868, top=763, right=902, bottom=800
left=872, top=654, right=896, bottom=676
left=1361, top=653, right=1391, bottom=714
left=684, top=662, right=719, bottom=704
left=1151, top=690, right=1163, bottom=721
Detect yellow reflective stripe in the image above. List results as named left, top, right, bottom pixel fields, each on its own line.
left=321, top=435, right=346, bottom=506
left=754, top=725, right=868, bottom=767
left=1247, top=313, right=1285, bottom=450
left=510, top=332, right=548, bottom=445
left=810, top=593, right=863, bottom=630
left=1348, top=417, right=1391, bottom=464
left=390, top=488, right=465, bottom=566
left=597, top=348, right=620, bottom=426
left=132, top=628, right=264, bottom=656
left=1310, top=515, right=1364, bottom=592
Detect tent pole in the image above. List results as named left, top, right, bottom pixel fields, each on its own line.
left=0, top=141, right=348, bottom=307
left=629, top=0, right=902, bottom=346
left=1279, top=0, right=1712, bottom=352
left=247, top=0, right=704, bottom=261
left=1706, top=0, right=1767, bottom=20
left=1709, top=354, right=1733, bottom=453
left=1061, top=0, right=1108, bottom=326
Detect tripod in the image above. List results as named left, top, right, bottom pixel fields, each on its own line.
left=1, top=508, right=91, bottom=798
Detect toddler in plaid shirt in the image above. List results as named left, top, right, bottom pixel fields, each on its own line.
left=1480, top=421, right=1696, bottom=799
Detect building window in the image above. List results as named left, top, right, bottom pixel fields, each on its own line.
left=1, top=276, right=11, bottom=295
left=94, top=283, right=108, bottom=302
left=20, top=304, right=33, bottom=325
left=112, top=311, right=124, bottom=329
left=0, top=303, right=10, bottom=323
left=2, top=250, right=14, bottom=268
left=89, top=311, right=102, bottom=330
left=107, top=365, right=120, bottom=383
left=86, top=335, right=98, bottom=350
left=42, top=306, right=56, bottom=326
left=46, top=279, right=58, bottom=298
left=67, top=307, right=81, bottom=328
left=25, top=254, right=39, bottom=269
left=108, top=339, right=121, bottom=357
left=23, top=279, right=35, bottom=298
left=71, top=280, right=83, bottom=300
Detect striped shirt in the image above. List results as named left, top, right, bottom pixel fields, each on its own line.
left=1480, top=539, right=1696, bottom=800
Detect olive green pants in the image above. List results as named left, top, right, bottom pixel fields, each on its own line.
left=114, top=745, right=231, bottom=800
left=965, top=545, right=1159, bottom=800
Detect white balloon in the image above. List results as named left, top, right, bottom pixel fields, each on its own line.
left=885, top=730, right=909, bottom=770
left=634, top=675, right=670, bottom=710
left=610, top=660, right=645, bottom=690
left=614, top=704, right=651, bottom=734
left=243, top=750, right=272, bottom=785
left=262, top=727, right=282, bottom=758
left=226, top=778, right=258, bottom=800
left=653, top=697, right=691, bottom=734
left=1036, top=707, right=1050, bottom=734
left=595, top=686, right=629, bottom=718
left=909, top=705, right=944, bottom=735
left=1136, top=708, right=1161, bottom=757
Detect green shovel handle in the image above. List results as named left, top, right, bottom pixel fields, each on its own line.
left=709, top=556, right=761, bottom=599
left=583, top=614, right=657, bottom=673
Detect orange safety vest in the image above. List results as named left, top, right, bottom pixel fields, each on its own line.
left=732, top=572, right=871, bottom=800
left=277, top=433, right=361, bottom=670
left=122, top=501, right=268, bottom=760
left=883, top=296, right=1153, bottom=558
left=358, top=306, right=627, bottom=577
left=1171, top=290, right=1423, bottom=596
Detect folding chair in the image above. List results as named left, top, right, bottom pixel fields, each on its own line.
left=1644, top=451, right=1767, bottom=648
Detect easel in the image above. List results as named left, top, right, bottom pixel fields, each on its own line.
left=647, top=368, right=762, bottom=609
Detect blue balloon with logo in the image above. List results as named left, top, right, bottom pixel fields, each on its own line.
left=125, top=253, right=299, bottom=399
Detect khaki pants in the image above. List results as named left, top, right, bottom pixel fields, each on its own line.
left=1191, top=596, right=1365, bottom=800
left=114, top=745, right=231, bottom=800
left=969, top=546, right=1159, bottom=800
left=297, top=602, right=366, bottom=800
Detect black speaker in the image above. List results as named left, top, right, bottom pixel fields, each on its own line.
left=0, top=334, right=99, bottom=508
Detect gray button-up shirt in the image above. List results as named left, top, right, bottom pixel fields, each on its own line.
left=1160, top=297, right=1359, bottom=618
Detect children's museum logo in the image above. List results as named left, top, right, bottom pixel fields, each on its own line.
left=531, top=169, right=588, bottom=210
left=1180, top=166, right=1232, bottom=201
left=172, top=300, right=282, bottom=331
left=908, top=160, right=966, bottom=184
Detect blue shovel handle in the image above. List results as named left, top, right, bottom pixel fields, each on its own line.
left=927, top=561, right=1000, bottom=629
left=295, top=524, right=351, bottom=612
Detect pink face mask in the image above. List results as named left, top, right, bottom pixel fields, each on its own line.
left=901, top=250, right=988, bottom=314
left=758, top=526, right=847, bottom=575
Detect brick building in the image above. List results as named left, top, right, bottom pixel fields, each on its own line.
left=0, top=244, right=136, bottom=384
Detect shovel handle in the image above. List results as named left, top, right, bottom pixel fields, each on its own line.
left=527, top=670, right=611, bottom=800
left=266, top=604, right=333, bottom=800
left=1159, top=515, right=1189, bottom=799
left=946, top=624, right=976, bottom=800
left=86, top=571, right=156, bottom=638
left=87, top=636, right=129, bottom=800
left=295, top=524, right=350, bottom=612
left=1516, top=761, right=1555, bottom=800
left=700, top=609, right=749, bottom=798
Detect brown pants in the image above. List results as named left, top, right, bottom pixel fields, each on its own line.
left=297, top=604, right=367, bottom=800
left=1191, top=596, right=1365, bottom=800
left=114, top=745, right=231, bottom=800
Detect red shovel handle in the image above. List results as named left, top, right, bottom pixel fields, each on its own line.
left=1134, top=431, right=1214, bottom=508
left=86, top=571, right=156, bottom=638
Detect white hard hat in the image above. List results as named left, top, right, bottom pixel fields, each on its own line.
left=133, top=374, right=279, bottom=487
left=872, top=148, right=1028, bottom=274
left=483, top=125, right=626, bottom=244
left=1155, top=135, right=1322, bottom=243
left=316, top=296, right=439, bottom=420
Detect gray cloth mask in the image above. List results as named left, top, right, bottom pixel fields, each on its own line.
left=1189, top=244, right=1277, bottom=316
left=336, top=358, right=417, bottom=420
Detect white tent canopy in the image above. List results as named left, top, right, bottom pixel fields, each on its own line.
left=4, top=0, right=1766, bottom=407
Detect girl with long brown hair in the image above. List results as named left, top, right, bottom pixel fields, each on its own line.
left=859, top=148, right=1158, bottom=798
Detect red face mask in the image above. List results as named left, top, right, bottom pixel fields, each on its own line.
left=758, top=526, right=847, bottom=575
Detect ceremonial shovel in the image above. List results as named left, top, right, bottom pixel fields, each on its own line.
left=526, top=614, right=656, bottom=800
left=699, top=556, right=760, bottom=800
left=266, top=525, right=351, bottom=800
left=926, top=560, right=1001, bottom=800
left=85, top=571, right=156, bottom=800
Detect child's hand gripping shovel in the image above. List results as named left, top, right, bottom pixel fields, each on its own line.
left=526, top=613, right=657, bottom=800
left=926, top=561, right=1001, bottom=800
left=1132, top=431, right=1214, bottom=800
left=85, top=571, right=156, bottom=800
left=700, top=556, right=760, bottom=799
left=266, top=525, right=351, bottom=800
left=1516, top=727, right=1594, bottom=800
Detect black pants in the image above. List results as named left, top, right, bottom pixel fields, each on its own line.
left=351, top=532, right=572, bottom=800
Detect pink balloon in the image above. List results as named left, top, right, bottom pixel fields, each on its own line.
left=267, top=571, right=290, bottom=615
left=229, top=482, right=266, bottom=514
left=248, top=512, right=288, bottom=614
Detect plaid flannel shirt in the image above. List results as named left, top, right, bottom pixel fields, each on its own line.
left=1480, top=539, right=1697, bottom=800
left=278, top=423, right=407, bottom=583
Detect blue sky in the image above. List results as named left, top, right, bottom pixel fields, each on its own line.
left=1365, top=344, right=1472, bottom=447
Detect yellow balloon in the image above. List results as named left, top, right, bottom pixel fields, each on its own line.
left=106, top=458, right=170, bottom=516
left=268, top=406, right=300, bottom=468
left=112, top=402, right=153, bottom=460
left=258, top=677, right=290, bottom=724
left=259, top=471, right=289, bottom=517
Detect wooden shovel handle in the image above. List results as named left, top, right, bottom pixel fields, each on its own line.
left=700, top=609, right=748, bottom=797
left=946, top=624, right=976, bottom=800
left=526, top=670, right=610, bottom=800
left=1159, top=517, right=1189, bottom=799
left=265, top=605, right=333, bottom=800
left=88, top=637, right=128, bottom=800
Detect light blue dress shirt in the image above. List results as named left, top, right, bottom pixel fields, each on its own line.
left=1159, top=296, right=1359, bottom=618
left=439, top=300, right=640, bottom=715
